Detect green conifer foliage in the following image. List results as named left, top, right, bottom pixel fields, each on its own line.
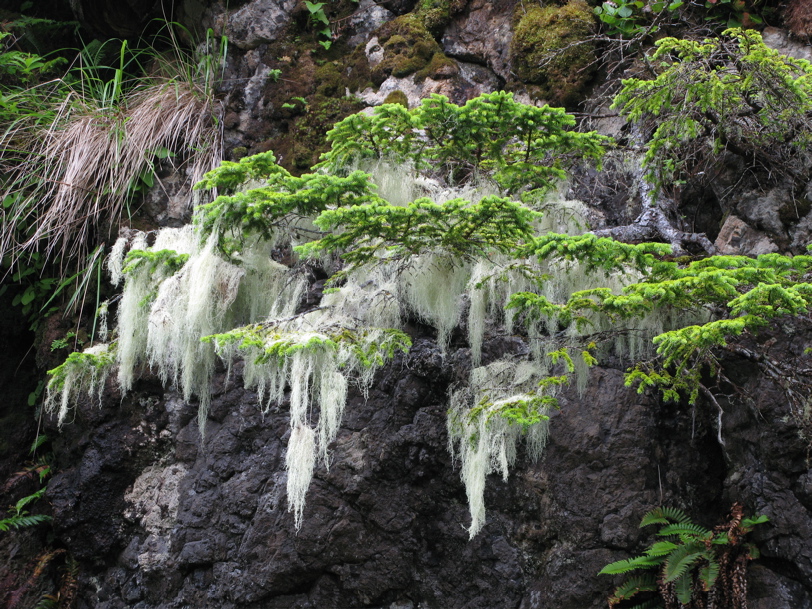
left=45, top=89, right=812, bottom=537
left=318, top=91, right=609, bottom=201
left=613, top=28, right=812, bottom=194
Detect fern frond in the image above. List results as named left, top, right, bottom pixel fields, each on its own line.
left=657, top=522, right=711, bottom=538
left=672, top=572, right=694, bottom=605
left=14, top=487, right=46, bottom=512
left=641, top=506, right=691, bottom=527
left=600, top=554, right=662, bottom=575
left=645, top=541, right=678, bottom=556
left=699, top=558, right=720, bottom=590
left=662, top=542, right=704, bottom=583
left=609, top=574, right=659, bottom=603
left=0, top=513, right=52, bottom=531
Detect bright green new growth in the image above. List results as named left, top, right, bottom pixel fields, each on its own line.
left=613, top=28, right=812, bottom=194
left=317, top=91, right=609, bottom=201
left=508, top=242, right=812, bottom=404
left=44, top=344, right=116, bottom=427
left=44, top=83, right=812, bottom=537
left=600, top=505, right=768, bottom=608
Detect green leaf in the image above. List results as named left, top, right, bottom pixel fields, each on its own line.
left=599, top=554, right=662, bottom=575
left=673, top=572, right=693, bottom=604
left=663, top=542, right=704, bottom=582
left=609, top=573, right=659, bottom=603
left=20, top=287, right=36, bottom=306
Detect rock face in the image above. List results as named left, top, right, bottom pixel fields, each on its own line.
left=225, top=0, right=299, bottom=50
left=41, top=326, right=812, bottom=608
left=68, top=0, right=166, bottom=37
left=4, top=0, right=812, bottom=606
left=441, top=0, right=518, bottom=81
left=714, top=215, right=779, bottom=256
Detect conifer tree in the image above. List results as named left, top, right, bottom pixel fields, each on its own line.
left=597, top=28, right=812, bottom=254
left=45, top=88, right=812, bottom=536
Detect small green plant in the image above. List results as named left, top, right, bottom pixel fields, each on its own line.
left=704, top=0, right=763, bottom=28
left=594, top=0, right=684, bottom=38
left=600, top=504, right=768, bottom=608
left=0, top=488, right=52, bottom=532
left=50, top=331, right=79, bottom=352
left=0, top=32, right=66, bottom=85
left=0, top=437, right=53, bottom=534
left=304, top=1, right=333, bottom=49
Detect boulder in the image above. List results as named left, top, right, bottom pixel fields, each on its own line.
left=226, top=0, right=298, bottom=50
left=714, top=215, right=779, bottom=256
left=441, top=0, right=518, bottom=81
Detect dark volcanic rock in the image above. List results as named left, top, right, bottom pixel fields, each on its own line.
left=35, top=322, right=812, bottom=608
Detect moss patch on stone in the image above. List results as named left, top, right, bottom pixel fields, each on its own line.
left=266, top=94, right=366, bottom=173
left=383, top=90, right=410, bottom=107
left=510, top=0, right=597, bottom=107
left=370, top=14, right=440, bottom=85
left=314, top=62, right=345, bottom=97
left=413, top=0, right=467, bottom=37
left=415, top=52, right=459, bottom=82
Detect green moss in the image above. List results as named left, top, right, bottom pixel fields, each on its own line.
left=415, top=52, right=459, bottom=82
left=370, top=14, right=440, bottom=85
left=270, top=95, right=366, bottom=173
left=383, top=90, right=409, bottom=107
left=413, top=0, right=467, bottom=37
left=345, top=44, right=374, bottom=92
left=510, top=0, right=597, bottom=107
left=314, top=62, right=344, bottom=97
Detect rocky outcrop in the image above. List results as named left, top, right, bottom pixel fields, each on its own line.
left=441, top=0, right=517, bottom=81
left=714, top=215, right=779, bottom=256
left=225, top=0, right=299, bottom=50
left=39, top=325, right=812, bottom=609
left=4, top=1, right=812, bottom=607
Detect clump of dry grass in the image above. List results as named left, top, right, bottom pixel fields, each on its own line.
left=0, top=67, right=223, bottom=267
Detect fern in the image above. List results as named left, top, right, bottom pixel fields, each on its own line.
left=672, top=572, right=694, bottom=605
left=609, top=574, right=659, bottom=605
left=657, top=522, right=712, bottom=539
left=662, top=542, right=706, bottom=583
left=645, top=541, right=679, bottom=557
left=0, top=513, right=52, bottom=531
left=699, top=559, right=721, bottom=591
left=601, top=505, right=768, bottom=608
left=599, top=554, right=664, bottom=575
left=640, top=506, right=691, bottom=527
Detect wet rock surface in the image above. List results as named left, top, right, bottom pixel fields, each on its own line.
left=39, top=326, right=812, bottom=609
left=3, top=0, right=812, bottom=605
left=441, top=0, right=517, bottom=81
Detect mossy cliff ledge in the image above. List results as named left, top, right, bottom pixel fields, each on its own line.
left=510, top=0, right=597, bottom=106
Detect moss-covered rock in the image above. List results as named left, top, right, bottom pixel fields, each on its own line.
left=411, top=0, right=468, bottom=37
left=314, top=62, right=344, bottom=97
left=510, top=0, right=597, bottom=107
left=267, top=94, right=366, bottom=172
left=415, top=52, right=459, bottom=81
left=383, top=90, right=410, bottom=106
left=370, top=14, right=440, bottom=85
